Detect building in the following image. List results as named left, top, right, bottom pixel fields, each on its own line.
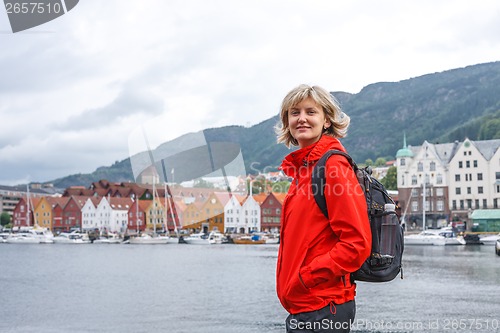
left=396, top=137, right=500, bottom=230
left=0, top=185, right=53, bottom=218
left=470, top=209, right=500, bottom=232
left=260, top=192, right=286, bottom=233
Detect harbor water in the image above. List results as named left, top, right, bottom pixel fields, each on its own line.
left=1, top=243, right=499, bottom=333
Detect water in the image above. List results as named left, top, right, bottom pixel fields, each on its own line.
left=0, top=244, right=499, bottom=333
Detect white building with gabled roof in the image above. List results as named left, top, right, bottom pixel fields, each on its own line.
left=396, top=137, right=500, bottom=230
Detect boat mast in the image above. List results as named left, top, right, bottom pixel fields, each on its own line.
left=422, top=145, right=427, bottom=231
left=136, top=195, right=139, bottom=234
left=26, top=185, right=30, bottom=227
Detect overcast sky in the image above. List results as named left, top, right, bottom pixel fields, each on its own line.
left=1, top=0, right=499, bottom=186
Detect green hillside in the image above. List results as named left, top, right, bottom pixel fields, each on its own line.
left=51, top=61, right=500, bottom=189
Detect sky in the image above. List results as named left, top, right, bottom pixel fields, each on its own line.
left=1, top=0, right=500, bottom=186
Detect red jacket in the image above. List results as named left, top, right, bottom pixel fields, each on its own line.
left=276, top=135, right=371, bottom=314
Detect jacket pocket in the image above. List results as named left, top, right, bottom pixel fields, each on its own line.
left=283, top=272, right=313, bottom=308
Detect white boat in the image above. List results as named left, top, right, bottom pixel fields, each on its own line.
left=0, top=232, right=10, bottom=243
left=184, top=231, right=225, bottom=245
left=5, top=227, right=54, bottom=244
left=129, top=233, right=169, bottom=245
left=93, top=233, right=122, bottom=244
left=32, top=227, right=55, bottom=244
left=5, top=232, right=41, bottom=244
left=53, top=231, right=91, bottom=244
left=479, top=233, right=500, bottom=245
left=404, top=228, right=465, bottom=246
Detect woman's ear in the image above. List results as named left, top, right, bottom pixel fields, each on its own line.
left=324, top=119, right=331, bottom=130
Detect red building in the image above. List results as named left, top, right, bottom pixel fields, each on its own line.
left=260, top=192, right=286, bottom=233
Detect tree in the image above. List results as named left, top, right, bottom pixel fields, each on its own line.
left=271, top=181, right=290, bottom=193
left=380, top=166, right=397, bottom=190
left=478, top=118, right=500, bottom=140
left=1, top=212, right=11, bottom=227
left=374, top=157, right=387, bottom=167
left=364, top=158, right=373, bottom=166
left=193, top=178, right=214, bottom=189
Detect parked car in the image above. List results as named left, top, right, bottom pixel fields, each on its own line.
left=496, top=238, right=500, bottom=256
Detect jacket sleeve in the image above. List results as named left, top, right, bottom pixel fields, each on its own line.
left=299, top=155, right=372, bottom=288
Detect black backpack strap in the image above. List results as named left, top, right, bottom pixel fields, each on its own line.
left=312, top=150, right=357, bottom=219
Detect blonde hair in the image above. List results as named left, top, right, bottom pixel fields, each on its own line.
left=275, top=84, right=350, bottom=147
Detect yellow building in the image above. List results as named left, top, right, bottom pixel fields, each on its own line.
left=33, top=197, right=51, bottom=229
left=144, top=198, right=165, bottom=232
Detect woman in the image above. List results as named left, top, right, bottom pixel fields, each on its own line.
left=275, top=84, right=371, bottom=332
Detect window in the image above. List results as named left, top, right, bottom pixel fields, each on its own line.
left=437, top=200, right=444, bottom=211
left=460, top=200, right=464, bottom=210
left=437, top=174, right=443, bottom=184
left=411, top=201, right=418, bottom=212
left=478, top=187, right=483, bottom=194
left=411, top=189, right=419, bottom=197
left=417, top=162, right=423, bottom=172
left=466, top=161, right=470, bottom=168
left=483, top=199, right=487, bottom=209
left=436, top=188, right=444, bottom=196
left=400, top=158, right=405, bottom=166
left=496, top=172, right=500, bottom=180
left=495, top=199, right=498, bottom=209
left=430, top=162, right=436, bottom=171
left=455, top=188, right=461, bottom=195
left=467, top=199, right=472, bottom=209
left=455, top=174, right=460, bottom=181
left=475, top=200, right=479, bottom=209
left=411, top=175, right=417, bottom=185
left=467, top=187, right=471, bottom=194
left=459, top=161, right=463, bottom=168
left=473, top=160, right=477, bottom=167
left=478, top=173, right=483, bottom=181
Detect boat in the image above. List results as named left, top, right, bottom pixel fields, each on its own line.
left=93, top=233, right=122, bottom=244
left=32, top=227, right=55, bottom=244
left=479, top=233, right=500, bottom=245
left=184, top=231, right=225, bottom=245
left=5, top=232, right=41, bottom=244
left=232, top=235, right=266, bottom=245
left=404, top=228, right=466, bottom=246
left=128, top=233, right=169, bottom=245
left=5, top=227, right=54, bottom=244
left=253, top=232, right=279, bottom=244
left=404, top=231, right=447, bottom=246
left=0, top=232, right=10, bottom=243
left=53, top=231, right=91, bottom=244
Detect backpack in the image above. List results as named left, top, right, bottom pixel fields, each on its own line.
left=311, top=150, right=404, bottom=282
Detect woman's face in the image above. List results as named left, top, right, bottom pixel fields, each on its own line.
left=288, top=97, right=331, bottom=148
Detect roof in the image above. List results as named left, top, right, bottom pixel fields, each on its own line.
left=396, top=134, right=414, bottom=158
left=470, top=209, right=500, bottom=220
left=408, top=138, right=500, bottom=163
left=252, top=193, right=268, bottom=205
left=108, top=197, right=133, bottom=210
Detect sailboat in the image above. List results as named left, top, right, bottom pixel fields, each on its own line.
left=7, top=186, right=54, bottom=244
left=129, top=176, right=169, bottom=245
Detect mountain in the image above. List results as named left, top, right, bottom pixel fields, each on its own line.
left=50, top=61, right=500, bottom=189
